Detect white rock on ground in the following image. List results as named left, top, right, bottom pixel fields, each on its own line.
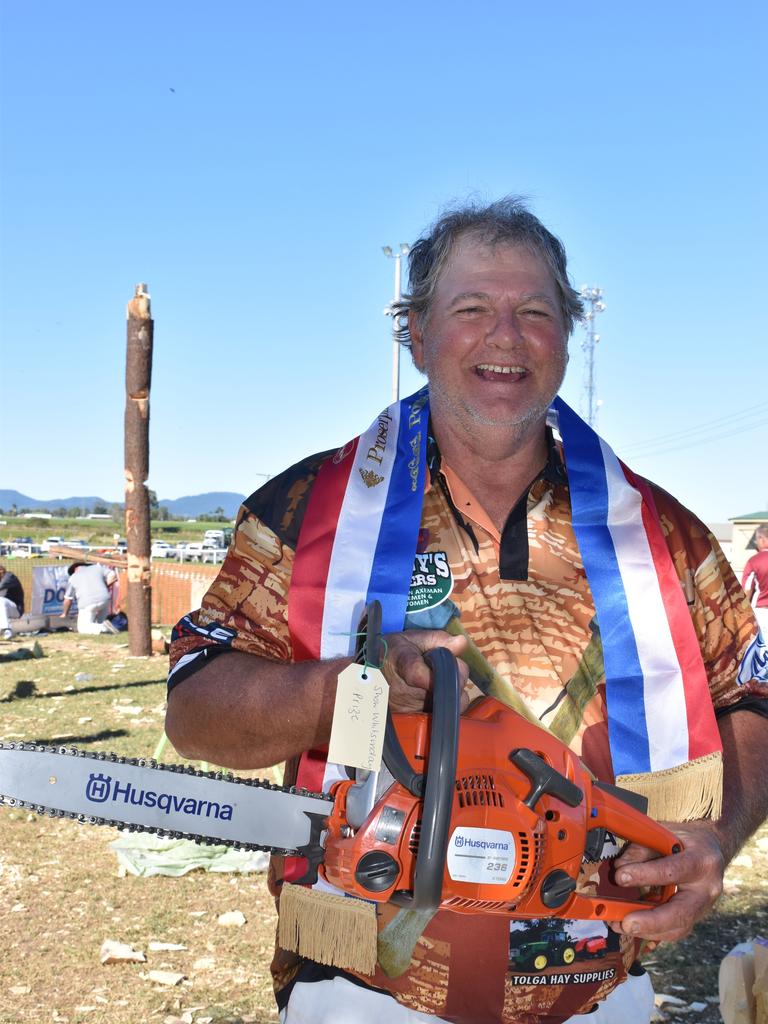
left=217, top=910, right=247, bottom=927
left=99, top=939, right=147, bottom=964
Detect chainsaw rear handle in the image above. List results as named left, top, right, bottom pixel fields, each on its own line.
left=565, top=779, right=682, bottom=920
left=386, top=646, right=461, bottom=911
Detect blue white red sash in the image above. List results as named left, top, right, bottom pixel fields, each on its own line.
left=287, top=389, right=721, bottom=815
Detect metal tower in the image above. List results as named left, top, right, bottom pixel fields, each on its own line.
left=579, top=286, right=606, bottom=426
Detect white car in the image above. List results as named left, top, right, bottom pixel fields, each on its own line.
left=41, top=536, right=66, bottom=552
left=151, top=541, right=175, bottom=559
left=10, top=543, right=43, bottom=558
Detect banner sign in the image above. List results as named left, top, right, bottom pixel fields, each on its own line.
left=32, top=566, right=75, bottom=615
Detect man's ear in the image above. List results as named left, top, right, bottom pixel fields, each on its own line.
left=409, top=310, right=425, bottom=372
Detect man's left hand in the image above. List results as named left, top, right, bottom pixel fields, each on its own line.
left=611, top=821, right=725, bottom=942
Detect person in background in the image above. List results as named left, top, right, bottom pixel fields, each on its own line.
left=60, top=561, right=119, bottom=634
left=742, top=524, right=768, bottom=634
left=0, top=563, right=24, bottom=640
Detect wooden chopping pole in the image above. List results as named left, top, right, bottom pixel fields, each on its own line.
left=124, top=283, right=153, bottom=656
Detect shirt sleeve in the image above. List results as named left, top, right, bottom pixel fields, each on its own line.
left=167, top=504, right=295, bottom=692
left=653, top=486, right=767, bottom=707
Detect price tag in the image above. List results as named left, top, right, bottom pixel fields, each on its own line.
left=327, top=664, right=390, bottom=773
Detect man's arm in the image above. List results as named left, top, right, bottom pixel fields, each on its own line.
left=612, top=708, right=768, bottom=942
left=165, top=629, right=470, bottom=770
left=60, top=597, right=73, bottom=618
left=741, top=560, right=756, bottom=604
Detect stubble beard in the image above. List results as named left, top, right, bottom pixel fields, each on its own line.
left=422, top=351, right=567, bottom=450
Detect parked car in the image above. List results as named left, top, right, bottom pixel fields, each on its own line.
left=151, top=540, right=175, bottom=559
left=10, top=543, right=44, bottom=558
left=203, top=528, right=233, bottom=548
left=41, top=536, right=66, bottom=552
left=179, top=541, right=225, bottom=563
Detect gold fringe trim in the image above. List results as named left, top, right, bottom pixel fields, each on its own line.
left=278, top=883, right=378, bottom=976
left=616, top=751, right=723, bottom=822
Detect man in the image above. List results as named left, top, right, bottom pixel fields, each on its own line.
left=0, top=563, right=24, bottom=640
left=165, top=198, right=768, bottom=1024
left=60, top=561, right=118, bottom=634
left=742, top=524, right=768, bottom=634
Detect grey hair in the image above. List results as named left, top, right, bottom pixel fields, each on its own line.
left=393, top=196, right=584, bottom=347
left=755, top=524, right=768, bottom=540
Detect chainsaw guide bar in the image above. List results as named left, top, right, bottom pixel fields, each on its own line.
left=0, top=741, right=333, bottom=857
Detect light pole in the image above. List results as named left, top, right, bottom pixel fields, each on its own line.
left=382, top=243, right=411, bottom=403
left=579, top=286, right=606, bottom=427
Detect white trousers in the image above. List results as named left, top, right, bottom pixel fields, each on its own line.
left=280, top=969, right=655, bottom=1024
left=755, top=606, right=768, bottom=635
left=77, top=600, right=110, bottom=634
left=0, top=598, right=20, bottom=632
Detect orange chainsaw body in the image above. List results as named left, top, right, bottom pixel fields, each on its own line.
left=321, top=697, right=680, bottom=919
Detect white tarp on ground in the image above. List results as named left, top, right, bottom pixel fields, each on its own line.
left=109, top=832, right=269, bottom=876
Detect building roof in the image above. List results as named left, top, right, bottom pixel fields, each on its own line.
left=729, top=511, right=768, bottom=522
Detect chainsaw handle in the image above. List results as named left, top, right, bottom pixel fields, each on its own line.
left=565, top=780, right=682, bottom=920
left=386, top=646, right=461, bottom=911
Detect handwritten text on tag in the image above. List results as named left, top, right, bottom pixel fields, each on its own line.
left=327, top=664, right=390, bottom=773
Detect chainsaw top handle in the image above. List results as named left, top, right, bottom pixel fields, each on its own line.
left=385, top=646, right=461, bottom=911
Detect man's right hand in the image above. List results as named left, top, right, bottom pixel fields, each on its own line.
left=382, top=630, right=471, bottom=714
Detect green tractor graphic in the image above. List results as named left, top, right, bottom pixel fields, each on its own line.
left=509, top=926, right=577, bottom=972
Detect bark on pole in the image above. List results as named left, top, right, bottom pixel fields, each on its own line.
left=125, top=283, right=153, bottom=656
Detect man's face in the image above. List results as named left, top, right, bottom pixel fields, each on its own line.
left=409, top=236, right=568, bottom=440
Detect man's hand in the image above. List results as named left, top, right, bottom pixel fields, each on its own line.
left=611, top=820, right=725, bottom=942
left=382, top=629, right=471, bottom=714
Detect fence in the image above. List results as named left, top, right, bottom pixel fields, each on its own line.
left=6, top=558, right=220, bottom=627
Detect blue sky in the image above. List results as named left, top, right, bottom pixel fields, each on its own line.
left=1, top=0, right=765, bottom=522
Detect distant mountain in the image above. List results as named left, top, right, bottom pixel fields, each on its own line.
left=0, top=490, right=113, bottom=512
left=158, top=492, right=245, bottom=518
left=0, top=489, right=246, bottom=519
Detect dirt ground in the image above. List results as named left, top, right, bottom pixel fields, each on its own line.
left=1, top=632, right=766, bottom=1023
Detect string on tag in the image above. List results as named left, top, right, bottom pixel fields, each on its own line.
left=362, top=638, right=387, bottom=680
left=331, top=630, right=388, bottom=678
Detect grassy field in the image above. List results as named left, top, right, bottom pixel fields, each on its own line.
left=1, top=632, right=766, bottom=1024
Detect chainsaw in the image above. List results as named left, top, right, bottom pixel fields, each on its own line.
left=0, top=649, right=681, bottom=923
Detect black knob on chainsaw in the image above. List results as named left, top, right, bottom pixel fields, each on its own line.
left=540, top=869, right=577, bottom=909
left=355, top=851, right=400, bottom=893
left=508, top=748, right=583, bottom=811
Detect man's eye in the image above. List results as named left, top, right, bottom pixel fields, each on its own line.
left=521, top=308, right=549, bottom=318
left=456, top=306, right=485, bottom=314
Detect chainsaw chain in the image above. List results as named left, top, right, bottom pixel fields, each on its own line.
left=0, top=741, right=328, bottom=857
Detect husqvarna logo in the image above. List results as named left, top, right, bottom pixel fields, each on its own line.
left=86, top=773, right=112, bottom=803
left=83, top=772, right=234, bottom=821
left=455, top=835, right=465, bottom=848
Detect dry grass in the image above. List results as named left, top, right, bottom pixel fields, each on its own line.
left=1, top=632, right=766, bottom=1023
left=0, top=633, right=279, bottom=1024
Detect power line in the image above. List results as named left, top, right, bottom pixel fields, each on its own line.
left=622, top=414, right=767, bottom=460
left=620, top=402, right=767, bottom=454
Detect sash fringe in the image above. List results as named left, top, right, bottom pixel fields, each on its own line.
left=278, top=883, right=378, bottom=976
left=616, top=750, right=723, bottom=822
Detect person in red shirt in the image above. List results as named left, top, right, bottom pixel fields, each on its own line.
left=742, top=524, right=768, bottom=634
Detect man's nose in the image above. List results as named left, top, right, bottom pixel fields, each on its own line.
left=487, top=308, right=524, bottom=346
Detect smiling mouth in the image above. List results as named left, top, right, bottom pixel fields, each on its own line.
left=475, top=363, right=528, bottom=381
